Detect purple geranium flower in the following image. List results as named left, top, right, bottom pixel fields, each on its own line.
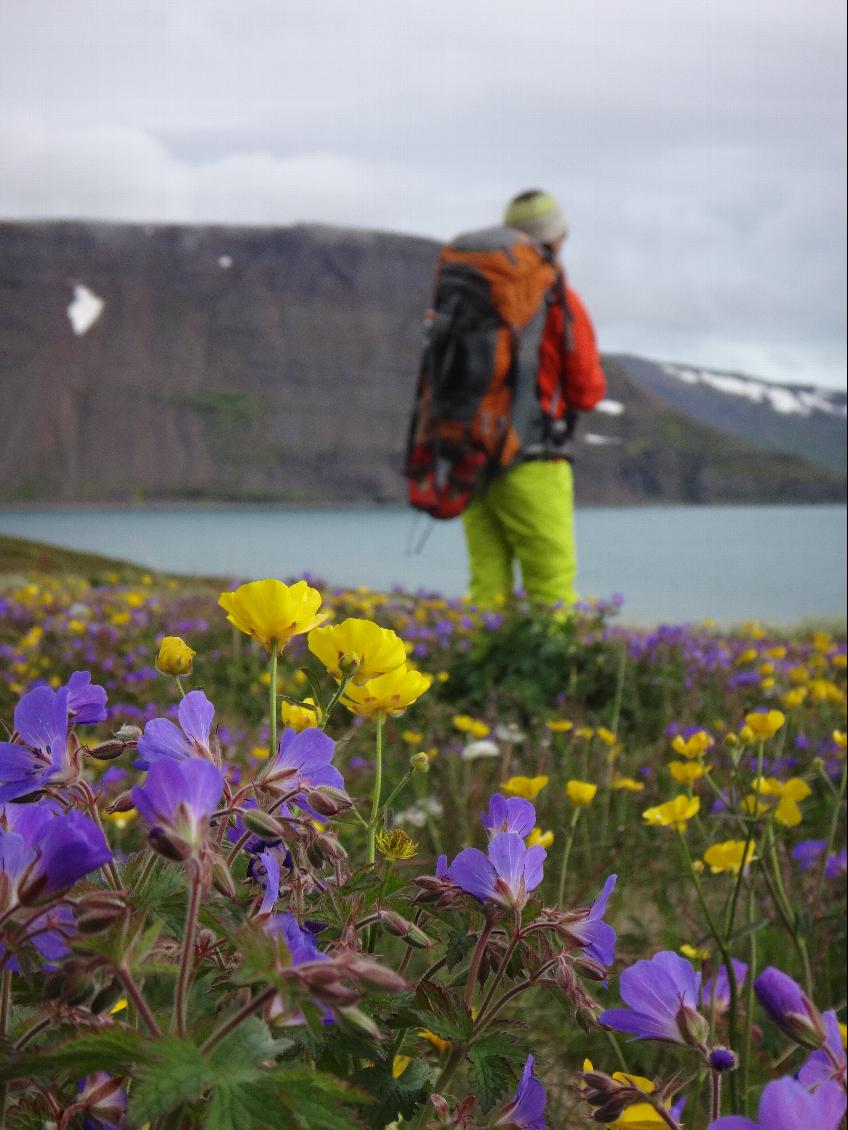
left=262, top=727, right=344, bottom=799
left=494, top=1055, right=546, bottom=1129
left=0, top=686, right=71, bottom=803
left=1, top=803, right=111, bottom=911
left=709, top=1075, right=846, bottom=1130
left=481, top=793, right=536, bottom=838
left=64, top=671, right=108, bottom=726
left=132, top=758, right=223, bottom=861
left=77, top=1073, right=127, bottom=1130
left=599, top=950, right=705, bottom=1045
left=798, top=1010, right=847, bottom=1088
left=825, top=848, right=846, bottom=878
left=558, top=874, right=618, bottom=967
left=267, top=912, right=329, bottom=966
left=702, top=959, right=748, bottom=1015
left=753, top=967, right=827, bottom=1049
left=790, top=839, right=827, bottom=872
left=449, top=832, right=545, bottom=911
left=135, top=690, right=217, bottom=769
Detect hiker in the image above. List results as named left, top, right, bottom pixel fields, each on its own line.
left=406, top=189, right=607, bottom=608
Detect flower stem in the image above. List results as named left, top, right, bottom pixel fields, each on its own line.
left=175, top=675, right=186, bottom=699
left=811, top=757, right=846, bottom=920
left=0, top=969, right=11, bottom=1126
left=464, top=920, right=493, bottom=1009
left=710, top=1069, right=722, bottom=1121
left=201, top=985, right=277, bottom=1054
left=741, top=882, right=757, bottom=1115
left=268, top=649, right=278, bottom=761
left=173, top=873, right=202, bottom=1037
left=556, top=807, right=581, bottom=907
left=116, top=965, right=162, bottom=1037
left=320, top=673, right=353, bottom=730
left=366, top=714, right=385, bottom=866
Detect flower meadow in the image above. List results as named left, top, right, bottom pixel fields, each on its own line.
left=0, top=568, right=845, bottom=1129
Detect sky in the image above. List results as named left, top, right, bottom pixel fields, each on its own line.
left=2, top=0, right=846, bottom=389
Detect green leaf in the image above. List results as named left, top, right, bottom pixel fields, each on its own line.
left=352, top=1059, right=430, bottom=1128
left=445, top=928, right=476, bottom=972
left=468, top=1046, right=514, bottom=1113
left=0, top=1028, right=152, bottom=1083
left=127, top=1039, right=215, bottom=1125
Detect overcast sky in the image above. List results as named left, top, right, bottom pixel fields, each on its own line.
left=2, top=0, right=846, bottom=389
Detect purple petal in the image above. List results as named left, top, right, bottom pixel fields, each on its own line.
left=588, top=874, right=617, bottom=919
left=257, top=849, right=281, bottom=915
left=36, top=811, right=112, bottom=893
left=799, top=1011, right=846, bottom=1087
left=449, top=847, right=497, bottom=902
left=757, top=1076, right=846, bottom=1130
left=13, top=687, right=68, bottom=757
left=277, top=727, right=336, bottom=772
left=65, top=671, right=108, bottom=725
left=599, top=1006, right=682, bottom=1043
left=135, top=718, right=191, bottom=768
left=708, top=1118, right=758, bottom=1130
left=488, top=832, right=527, bottom=891
left=177, top=690, right=214, bottom=750
left=522, top=844, right=546, bottom=893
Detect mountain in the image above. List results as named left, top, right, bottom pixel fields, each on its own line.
left=0, top=220, right=844, bottom=507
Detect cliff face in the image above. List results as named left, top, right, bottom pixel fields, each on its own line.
left=0, top=220, right=844, bottom=506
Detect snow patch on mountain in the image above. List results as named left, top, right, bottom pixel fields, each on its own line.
left=67, top=284, right=104, bottom=336
left=663, top=365, right=846, bottom=419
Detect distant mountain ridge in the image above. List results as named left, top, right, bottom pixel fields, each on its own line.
left=0, top=219, right=844, bottom=506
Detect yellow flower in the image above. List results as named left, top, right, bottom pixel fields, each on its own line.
left=103, top=808, right=137, bottom=831
left=392, top=1055, right=412, bottom=1078
left=788, top=665, right=810, bottom=684
left=642, top=795, right=700, bottom=831
left=546, top=718, right=574, bottom=733
left=527, top=827, right=554, bottom=849
left=743, top=710, right=785, bottom=740
left=307, top=618, right=407, bottom=684
left=341, top=666, right=432, bottom=719
left=611, top=776, right=645, bottom=792
left=218, top=579, right=327, bottom=655
left=436, top=671, right=450, bottom=683
left=781, top=687, right=808, bottom=709
left=680, top=943, right=710, bottom=961
left=109, top=998, right=128, bottom=1015
left=581, top=1061, right=668, bottom=1128
left=736, top=648, right=759, bottom=665
left=833, top=730, right=847, bottom=752
left=402, top=730, right=423, bottom=745
left=749, top=776, right=812, bottom=826
left=501, top=775, right=549, bottom=801
left=452, top=714, right=490, bottom=737
left=375, top=827, right=418, bottom=861
left=596, top=727, right=617, bottom=746
left=281, top=697, right=321, bottom=732
left=703, top=840, right=757, bottom=875
left=155, top=636, right=196, bottom=676
left=566, top=779, right=598, bottom=807
left=669, top=760, right=708, bottom=785
left=671, top=731, right=714, bottom=759
left=807, top=678, right=845, bottom=704
left=575, top=726, right=595, bottom=740
left=419, top=1029, right=451, bottom=1054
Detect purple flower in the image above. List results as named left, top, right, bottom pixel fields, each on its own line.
left=64, top=671, right=108, bottom=726
left=267, top=912, right=329, bottom=966
left=0, top=687, right=71, bottom=802
left=77, top=1073, right=127, bottom=1130
left=790, top=839, right=827, bottom=872
left=557, top=874, right=618, bottom=967
left=132, top=759, right=224, bottom=860
left=448, top=832, right=545, bottom=911
left=494, top=1055, right=546, bottom=1129
left=135, top=690, right=217, bottom=769
left=263, top=728, right=344, bottom=799
left=599, top=950, right=706, bottom=1045
left=481, top=793, right=536, bottom=838
left=1, top=803, right=111, bottom=909
left=702, top=959, right=748, bottom=1015
left=753, top=967, right=827, bottom=1049
left=709, top=1075, right=846, bottom=1130
left=798, top=1010, right=847, bottom=1088
left=825, top=849, right=846, bottom=878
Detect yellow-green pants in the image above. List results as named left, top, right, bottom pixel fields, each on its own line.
left=461, top=460, right=577, bottom=608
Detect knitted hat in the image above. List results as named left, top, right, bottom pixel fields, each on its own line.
left=503, top=189, right=568, bottom=245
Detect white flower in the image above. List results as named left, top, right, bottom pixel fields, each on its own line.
left=461, top=739, right=500, bottom=762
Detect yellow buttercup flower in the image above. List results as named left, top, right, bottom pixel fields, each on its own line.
left=155, top=636, right=196, bottom=676
left=501, top=775, right=549, bottom=801
left=218, top=579, right=327, bottom=655
left=419, top=1029, right=451, bottom=1054
left=642, top=795, right=700, bottom=831
left=452, top=714, right=490, bottom=737
left=527, top=827, right=554, bottom=849
left=669, top=760, right=709, bottom=785
left=671, top=731, right=714, bottom=759
left=341, top=665, right=432, bottom=719
left=575, top=726, right=595, bottom=740
left=612, top=775, right=645, bottom=792
left=546, top=718, right=573, bottom=733
left=402, top=730, right=423, bottom=745
left=281, top=697, right=321, bottom=732
left=307, top=618, right=406, bottom=684
left=596, top=727, right=617, bottom=746
left=833, top=730, right=847, bottom=752
left=743, top=710, right=785, bottom=740
left=680, top=943, right=710, bottom=961
left=781, top=687, right=808, bottom=709
left=375, top=827, right=418, bottom=861
left=566, top=779, right=598, bottom=807
left=581, top=1061, right=668, bottom=1127
left=807, top=678, right=845, bottom=704
left=751, top=776, right=811, bottom=827
left=703, top=840, right=758, bottom=875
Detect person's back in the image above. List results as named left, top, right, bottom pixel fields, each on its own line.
left=458, top=189, right=607, bottom=609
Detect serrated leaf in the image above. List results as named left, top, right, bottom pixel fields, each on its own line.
left=207, top=1017, right=293, bottom=1078
left=127, top=1038, right=215, bottom=1125
left=445, top=928, right=476, bottom=972
left=468, top=1047, right=513, bottom=1113
left=352, top=1059, right=431, bottom=1128
left=0, top=1028, right=152, bottom=1083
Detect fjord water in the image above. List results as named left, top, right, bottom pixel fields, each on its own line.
left=0, top=504, right=844, bottom=626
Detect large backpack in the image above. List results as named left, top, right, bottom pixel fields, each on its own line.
left=405, top=226, right=569, bottom=520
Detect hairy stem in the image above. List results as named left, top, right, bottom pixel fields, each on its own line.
left=173, top=873, right=202, bottom=1037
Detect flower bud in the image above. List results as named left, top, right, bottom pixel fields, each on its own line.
left=348, top=958, right=408, bottom=993
left=410, top=751, right=430, bottom=773
left=84, top=740, right=126, bottom=761
left=754, top=967, right=827, bottom=1050
left=592, top=1095, right=634, bottom=1122
left=337, top=1004, right=382, bottom=1039
left=147, top=826, right=192, bottom=862
left=304, top=786, right=353, bottom=817
left=338, top=652, right=362, bottom=677
left=242, top=809, right=287, bottom=841
left=107, top=790, right=136, bottom=814
left=73, top=892, right=127, bottom=934
left=676, top=1003, right=711, bottom=1048
left=210, top=856, right=237, bottom=900
left=378, top=910, right=432, bottom=948
left=572, top=956, right=609, bottom=983
left=113, top=724, right=142, bottom=742
left=156, top=636, right=196, bottom=676
left=708, top=1046, right=738, bottom=1072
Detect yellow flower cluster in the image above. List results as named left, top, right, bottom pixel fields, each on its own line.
left=749, top=776, right=811, bottom=827
left=452, top=714, right=490, bottom=738
left=643, top=795, right=700, bottom=831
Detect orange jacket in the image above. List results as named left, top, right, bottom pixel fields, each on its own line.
left=537, top=281, right=607, bottom=416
